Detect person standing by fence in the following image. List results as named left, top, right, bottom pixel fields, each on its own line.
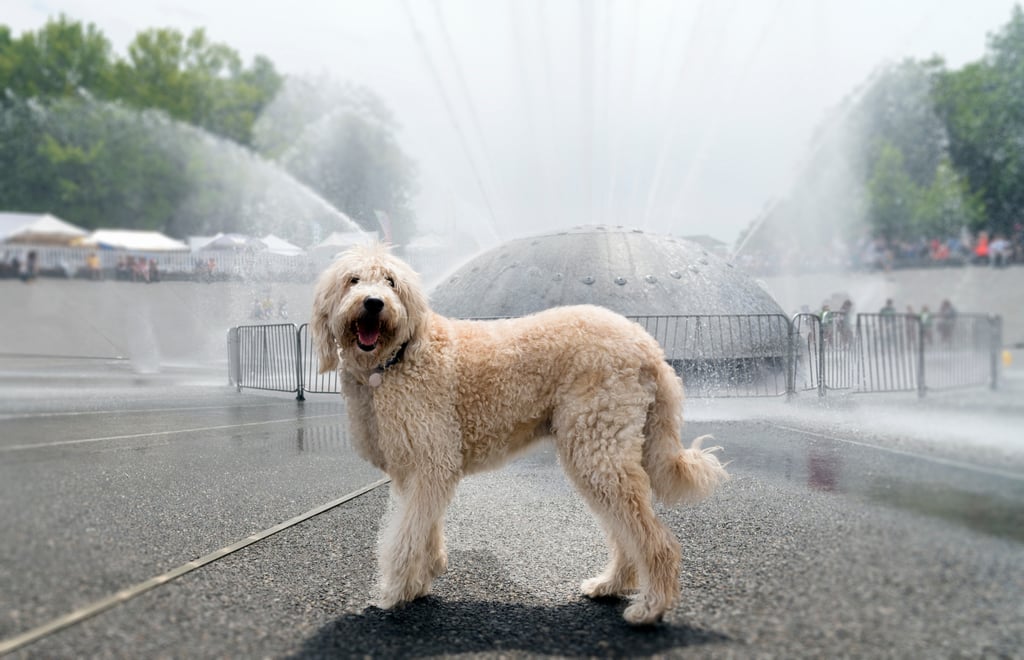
left=938, top=299, right=957, bottom=343
left=820, top=304, right=835, bottom=347
left=20, top=251, right=37, bottom=283
left=86, top=252, right=102, bottom=280
left=920, top=305, right=934, bottom=345
left=973, top=231, right=990, bottom=264
left=837, top=299, right=854, bottom=348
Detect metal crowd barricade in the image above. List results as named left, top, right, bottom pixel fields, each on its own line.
left=791, top=313, right=822, bottom=396
left=228, top=312, right=1003, bottom=401
left=297, top=323, right=340, bottom=395
left=230, top=323, right=304, bottom=399
left=631, top=314, right=792, bottom=397
left=856, top=313, right=923, bottom=395
left=821, top=311, right=860, bottom=393
left=923, top=313, right=1000, bottom=392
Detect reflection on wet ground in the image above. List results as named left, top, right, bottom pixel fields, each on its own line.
left=730, top=422, right=1024, bottom=543
left=223, top=424, right=353, bottom=455
left=864, top=478, right=1024, bottom=543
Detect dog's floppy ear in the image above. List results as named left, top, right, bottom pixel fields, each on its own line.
left=310, top=271, right=340, bottom=374
left=391, top=257, right=433, bottom=361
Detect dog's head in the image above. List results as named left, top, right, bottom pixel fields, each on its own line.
left=311, top=242, right=430, bottom=374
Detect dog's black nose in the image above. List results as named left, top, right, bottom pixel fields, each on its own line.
left=363, top=297, right=384, bottom=313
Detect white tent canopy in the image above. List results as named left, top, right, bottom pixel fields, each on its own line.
left=0, top=212, right=88, bottom=244
left=311, top=231, right=369, bottom=256
left=80, top=229, right=189, bottom=252
left=187, top=235, right=218, bottom=252
left=260, top=233, right=305, bottom=256
left=198, top=233, right=265, bottom=251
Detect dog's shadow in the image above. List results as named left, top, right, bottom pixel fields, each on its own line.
left=290, top=595, right=729, bottom=658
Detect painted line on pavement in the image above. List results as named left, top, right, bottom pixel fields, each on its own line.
left=0, top=399, right=292, bottom=419
left=0, top=414, right=338, bottom=452
left=0, top=477, right=390, bottom=656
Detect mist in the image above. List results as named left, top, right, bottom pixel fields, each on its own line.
left=6, top=0, right=1019, bottom=247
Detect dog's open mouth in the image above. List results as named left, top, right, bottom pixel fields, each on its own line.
left=355, top=317, right=382, bottom=352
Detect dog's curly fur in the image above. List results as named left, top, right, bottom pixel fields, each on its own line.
left=311, top=243, right=728, bottom=624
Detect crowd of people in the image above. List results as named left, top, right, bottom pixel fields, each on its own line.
left=740, top=225, right=1024, bottom=275
left=0, top=250, right=38, bottom=281
left=1, top=244, right=317, bottom=283
left=0, top=249, right=226, bottom=283
left=250, top=293, right=290, bottom=321
left=112, top=255, right=161, bottom=282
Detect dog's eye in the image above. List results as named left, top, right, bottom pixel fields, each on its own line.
left=349, top=276, right=360, bottom=285
left=385, top=276, right=396, bottom=288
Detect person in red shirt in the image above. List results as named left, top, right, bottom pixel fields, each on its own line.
left=974, top=230, right=990, bottom=263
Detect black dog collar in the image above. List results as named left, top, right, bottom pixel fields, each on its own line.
left=368, top=342, right=408, bottom=388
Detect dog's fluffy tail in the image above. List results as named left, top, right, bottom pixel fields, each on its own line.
left=643, top=360, right=729, bottom=505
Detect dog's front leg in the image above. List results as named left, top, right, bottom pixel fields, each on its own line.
left=378, top=475, right=456, bottom=608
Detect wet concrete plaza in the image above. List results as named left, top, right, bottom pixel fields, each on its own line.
left=1, top=356, right=1022, bottom=657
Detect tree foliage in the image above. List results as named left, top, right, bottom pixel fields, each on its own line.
left=741, top=4, right=1024, bottom=253
left=253, top=77, right=416, bottom=243
left=933, top=6, right=1024, bottom=235
left=112, top=28, right=280, bottom=145
left=0, top=17, right=281, bottom=146
left=0, top=15, right=416, bottom=245
left=0, top=15, right=114, bottom=99
left=1, top=96, right=189, bottom=230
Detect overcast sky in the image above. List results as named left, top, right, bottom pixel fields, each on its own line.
left=5, top=0, right=1021, bottom=246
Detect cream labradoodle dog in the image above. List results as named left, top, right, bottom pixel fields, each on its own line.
left=311, top=243, right=728, bottom=625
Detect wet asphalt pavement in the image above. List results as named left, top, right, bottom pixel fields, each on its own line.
left=1, top=358, right=1022, bottom=658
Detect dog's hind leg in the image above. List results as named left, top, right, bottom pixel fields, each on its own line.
left=426, top=513, right=448, bottom=579
left=611, top=495, right=681, bottom=626
left=580, top=532, right=637, bottom=598
left=378, top=475, right=456, bottom=608
left=556, top=410, right=681, bottom=625
left=576, top=464, right=680, bottom=625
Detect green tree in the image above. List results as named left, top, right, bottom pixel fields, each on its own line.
left=0, top=97, right=54, bottom=213
left=933, top=6, right=1024, bottom=235
left=865, top=145, right=982, bottom=242
left=867, top=141, right=920, bottom=240
left=14, top=97, right=190, bottom=230
left=851, top=58, right=949, bottom=187
left=0, top=15, right=114, bottom=101
left=739, top=57, right=979, bottom=255
left=915, top=158, right=984, bottom=237
left=253, top=77, right=416, bottom=243
left=0, top=26, right=15, bottom=88
left=0, top=17, right=412, bottom=243
left=112, top=27, right=281, bottom=145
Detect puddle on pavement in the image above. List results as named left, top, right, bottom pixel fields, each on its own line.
left=225, top=424, right=353, bottom=455
left=863, top=478, right=1024, bottom=543
left=733, top=430, right=1024, bottom=543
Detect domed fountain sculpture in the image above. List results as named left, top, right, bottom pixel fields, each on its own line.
left=429, top=225, right=791, bottom=392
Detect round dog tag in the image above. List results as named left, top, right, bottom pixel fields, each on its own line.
left=368, top=372, right=383, bottom=388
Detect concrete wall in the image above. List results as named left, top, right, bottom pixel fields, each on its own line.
left=0, top=279, right=316, bottom=369
left=2, top=264, right=1020, bottom=372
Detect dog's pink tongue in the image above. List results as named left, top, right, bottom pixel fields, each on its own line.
left=357, top=326, right=380, bottom=346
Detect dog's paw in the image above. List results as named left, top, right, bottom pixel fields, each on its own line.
left=581, top=576, right=629, bottom=599
left=376, top=592, right=405, bottom=610
left=379, top=578, right=432, bottom=609
left=623, top=600, right=665, bottom=626
left=429, top=549, right=448, bottom=578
